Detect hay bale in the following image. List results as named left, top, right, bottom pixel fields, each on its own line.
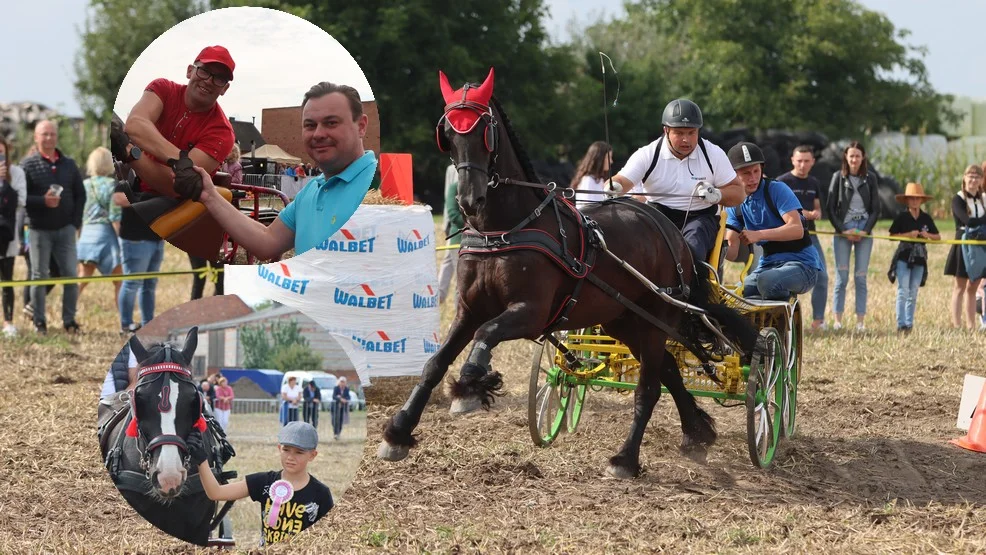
left=364, top=375, right=445, bottom=407
left=361, top=188, right=426, bottom=206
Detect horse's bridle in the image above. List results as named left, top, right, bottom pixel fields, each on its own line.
left=125, top=349, right=205, bottom=474
left=436, top=88, right=499, bottom=180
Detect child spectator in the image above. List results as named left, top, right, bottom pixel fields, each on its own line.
left=887, top=183, right=940, bottom=333
left=190, top=421, right=333, bottom=545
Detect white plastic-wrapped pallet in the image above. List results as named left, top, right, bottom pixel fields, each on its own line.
left=225, top=204, right=441, bottom=385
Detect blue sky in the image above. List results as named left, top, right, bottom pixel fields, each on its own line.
left=1, top=0, right=983, bottom=118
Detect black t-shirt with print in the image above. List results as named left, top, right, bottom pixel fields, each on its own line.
left=889, top=210, right=939, bottom=236
left=246, top=470, right=333, bottom=545
left=777, top=172, right=821, bottom=231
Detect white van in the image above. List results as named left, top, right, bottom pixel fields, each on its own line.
left=281, top=371, right=337, bottom=394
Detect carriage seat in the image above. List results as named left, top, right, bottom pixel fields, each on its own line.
left=130, top=172, right=234, bottom=260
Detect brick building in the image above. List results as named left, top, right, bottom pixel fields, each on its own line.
left=260, top=100, right=380, bottom=165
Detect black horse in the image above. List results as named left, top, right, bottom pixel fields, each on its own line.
left=97, top=328, right=236, bottom=545
left=377, top=68, right=757, bottom=478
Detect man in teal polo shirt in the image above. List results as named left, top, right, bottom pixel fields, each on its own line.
left=194, top=82, right=376, bottom=259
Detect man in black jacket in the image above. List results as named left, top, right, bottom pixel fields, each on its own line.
left=303, top=380, right=321, bottom=429
left=21, top=120, right=85, bottom=335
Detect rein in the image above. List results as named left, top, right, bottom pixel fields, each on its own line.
left=491, top=176, right=706, bottom=200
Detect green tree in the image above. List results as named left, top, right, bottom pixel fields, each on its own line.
left=74, top=0, right=208, bottom=119
left=606, top=0, right=960, bottom=138
left=216, top=0, right=576, bottom=205
left=239, top=323, right=273, bottom=369
left=270, top=342, right=323, bottom=371
left=239, top=319, right=321, bottom=370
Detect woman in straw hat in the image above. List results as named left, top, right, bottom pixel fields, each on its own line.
left=944, top=165, right=986, bottom=329
left=888, top=182, right=940, bottom=333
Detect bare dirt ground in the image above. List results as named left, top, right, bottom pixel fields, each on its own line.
left=1, top=221, right=985, bottom=553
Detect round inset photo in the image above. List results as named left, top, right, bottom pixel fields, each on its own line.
left=96, top=294, right=367, bottom=547
left=111, top=6, right=378, bottom=263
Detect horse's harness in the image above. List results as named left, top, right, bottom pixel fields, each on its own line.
left=436, top=102, right=722, bottom=370
left=98, top=347, right=237, bottom=532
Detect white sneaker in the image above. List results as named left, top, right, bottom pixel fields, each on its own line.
left=855, top=323, right=866, bottom=332
left=3, top=324, right=16, bottom=338
left=832, top=321, right=843, bottom=330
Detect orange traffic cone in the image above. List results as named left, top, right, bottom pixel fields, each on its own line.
left=951, top=381, right=986, bottom=453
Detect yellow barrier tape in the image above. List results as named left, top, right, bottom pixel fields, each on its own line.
left=809, top=229, right=986, bottom=246
left=0, top=265, right=223, bottom=288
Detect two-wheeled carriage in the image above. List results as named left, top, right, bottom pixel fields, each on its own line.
left=529, top=214, right=802, bottom=468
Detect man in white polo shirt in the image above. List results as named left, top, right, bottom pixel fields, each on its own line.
left=609, top=99, right=745, bottom=265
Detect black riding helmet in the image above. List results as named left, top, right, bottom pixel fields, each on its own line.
left=661, top=99, right=703, bottom=128
left=728, top=142, right=765, bottom=170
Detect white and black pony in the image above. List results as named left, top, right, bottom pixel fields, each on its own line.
left=97, top=328, right=237, bottom=546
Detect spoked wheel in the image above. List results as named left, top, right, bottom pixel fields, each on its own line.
left=528, top=335, right=587, bottom=447
left=746, top=327, right=784, bottom=468
left=781, top=308, right=801, bottom=439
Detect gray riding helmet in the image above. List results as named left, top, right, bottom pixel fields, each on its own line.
left=728, top=142, right=765, bottom=170
left=661, top=98, right=703, bottom=128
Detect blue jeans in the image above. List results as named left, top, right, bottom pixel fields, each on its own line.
left=29, top=225, right=79, bottom=327
left=118, top=239, right=164, bottom=328
left=895, top=260, right=924, bottom=328
left=743, top=261, right=818, bottom=300
left=809, top=235, right=829, bottom=322
left=832, top=232, right=873, bottom=316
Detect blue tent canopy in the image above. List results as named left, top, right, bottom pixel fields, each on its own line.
left=221, top=368, right=284, bottom=397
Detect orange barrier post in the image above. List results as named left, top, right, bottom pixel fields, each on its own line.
left=951, top=381, right=986, bottom=454
left=378, top=153, right=414, bottom=205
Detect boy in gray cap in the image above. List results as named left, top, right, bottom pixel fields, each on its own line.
left=190, top=421, right=334, bottom=545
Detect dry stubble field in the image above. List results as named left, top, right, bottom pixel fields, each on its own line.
left=1, top=218, right=985, bottom=553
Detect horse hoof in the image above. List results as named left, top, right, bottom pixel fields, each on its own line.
left=680, top=443, right=709, bottom=465
left=376, top=441, right=409, bottom=462
left=605, top=464, right=638, bottom=480
left=449, top=396, right=482, bottom=415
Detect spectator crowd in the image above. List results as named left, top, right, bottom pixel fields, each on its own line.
left=440, top=134, right=986, bottom=334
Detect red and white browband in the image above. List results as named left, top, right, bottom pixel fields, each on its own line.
left=126, top=362, right=207, bottom=439
left=137, top=362, right=192, bottom=380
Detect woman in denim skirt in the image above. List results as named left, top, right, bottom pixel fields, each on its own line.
left=76, top=147, right=122, bottom=300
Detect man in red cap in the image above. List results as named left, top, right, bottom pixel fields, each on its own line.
left=111, top=46, right=237, bottom=263
left=118, top=45, right=236, bottom=200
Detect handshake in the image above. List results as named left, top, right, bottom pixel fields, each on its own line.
left=696, top=181, right=722, bottom=204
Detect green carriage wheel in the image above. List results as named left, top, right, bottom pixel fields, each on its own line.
left=565, top=382, right=587, bottom=433
left=746, top=327, right=784, bottom=468
left=781, top=308, right=801, bottom=439
left=529, top=337, right=578, bottom=447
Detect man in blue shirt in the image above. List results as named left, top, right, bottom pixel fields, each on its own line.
left=724, top=142, right=820, bottom=300
left=195, top=82, right=377, bottom=259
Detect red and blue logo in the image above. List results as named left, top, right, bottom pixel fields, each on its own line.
left=317, top=228, right=376, bottom=253
left=352, top=330, right=407, bottom=353
left=423, top=332, right=441, bottom=354
left=257, top=263, right=310, bottom=295
left=397, top=229, right=431, bottom=253
left=333, top=284, right=394, bottom=310
left=412, top=285, right=438, bottom=309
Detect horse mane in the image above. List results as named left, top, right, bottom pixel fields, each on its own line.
left=489, top=94, right=541, bottom=184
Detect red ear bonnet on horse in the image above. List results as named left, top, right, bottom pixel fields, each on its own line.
left=438, top=67, right=495, bottom=134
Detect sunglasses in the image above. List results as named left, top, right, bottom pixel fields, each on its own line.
left=193, top=65, right=230, bottom=87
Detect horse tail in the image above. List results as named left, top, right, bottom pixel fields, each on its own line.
left=687, top=262, right=758, bottom=355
